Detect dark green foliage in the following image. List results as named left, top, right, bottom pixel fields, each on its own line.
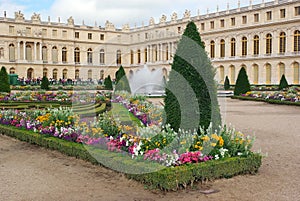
left=224, top=76, right=230, bottom=90
left=41, top=76, right=50, bottom=90
left=164, top=21, right=221, bottom=132
left=0, top=66, right=11, bottom=93
left=279, top=74, right=289, bottom=90
left=234, top=67, right=251, bottom=96
left=115, top=65, right=131, bottom=93
left=104, top=75, right=113, bottom=90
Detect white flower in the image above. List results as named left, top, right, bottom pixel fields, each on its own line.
left=109, top=136, right=114, bottom=140
left=215, top=155, right=219, bottom=160
left=237, top=152, right=243, bottom=156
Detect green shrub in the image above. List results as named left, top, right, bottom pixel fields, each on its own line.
left=104, top=75, right=113, bottom=90
left=0, top=66, right=10, bottom=93
left=41, top=76, right=50, bottom=90
left=279, top=74, right=289, bottom=90
left=234, top=67, right=251, bottom=96
left=224, top=76, right=230, bottom=90
left=115, top=65, right=131, bottom=93
left=164, top=21, right=221, bottom=132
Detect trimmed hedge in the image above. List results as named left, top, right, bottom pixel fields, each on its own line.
left=0, top=124, right=262, bottom=191
left=231, top=96, right=300, bottom=106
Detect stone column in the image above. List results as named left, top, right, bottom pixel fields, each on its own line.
left=34, top=42, right=37, bottom=61
left=17, top=41, right=20, bottom=60
left=160, top=43, right=163, bottom=61
left=39, top=43, right=42, bottom=60
left=23, top=42, right=26, bottom=60
left=149, top=45, right=152, bottom=63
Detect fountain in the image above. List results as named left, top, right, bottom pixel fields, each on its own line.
left=129, top=64, right=165, bottom=96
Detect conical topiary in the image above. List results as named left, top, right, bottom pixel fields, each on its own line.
left=115, top=65, right=131, bottom=93
left=164, top=21, right=221, bottom=132
left=279, top=74, right=289, bottom=90
left=0, top=66, right=11, bottom=93
left=234, top=67, right=251, bottom=96
left=224, top=76, right=230, bottom=90
left=104, top=75, right=113, bottom=90
left=41, top=76, right=50, bottom=90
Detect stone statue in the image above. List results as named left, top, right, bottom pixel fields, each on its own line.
left=183, top=9, right=191, bottom=19
left=122, top=24, right=130, bottom=31
left=67, top=16, right=74, bottom=25
left=149, top=17, right=155, bottom=26
left=31, top=13, right=41, bottom=22
left=159, top=14, right=167, bottom=24
left=105, top=20, right=115, bottom=30
left=15, top=11, right=24, bottom=21
left=171, top=12, right=178, bottom=21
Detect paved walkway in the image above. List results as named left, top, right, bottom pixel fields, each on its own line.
left=0, top=99, right=299, bottom=201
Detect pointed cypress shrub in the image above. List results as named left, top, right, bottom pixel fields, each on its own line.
left=104, top=75, right=113, bottom=90
left=234, top=67, right=251, bottom=96
left=0, top=66, right=11, bottom=93
left=279, top=74, right=289, bottom=90
left=115, top=65, right=131, bottom=93
left=164, top=21, right=221, bottom=132
left=41, top=76, right=50, bottom=90
left=224, top=76, right=230, bottom=90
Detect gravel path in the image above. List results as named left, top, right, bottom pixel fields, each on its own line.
left=0, top=98, right=299, bottom=201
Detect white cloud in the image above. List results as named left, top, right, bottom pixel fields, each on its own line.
left=0, top=0, right=26, bottom=18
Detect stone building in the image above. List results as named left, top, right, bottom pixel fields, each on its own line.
left=0, top=0, right=299, bottom=84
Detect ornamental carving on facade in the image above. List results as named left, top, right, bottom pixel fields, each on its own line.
left=67, top=16, right=74, bottom=25
left=149, top=17, right=155, bottom=26
left=171, top=12, right=178, bottom=21
left=31, top=13, right=41, bottom=22
left=14, top=11, right=24, bottom=21
left=105, top=20, right=115, bottom=30
left=159, top=15, right=167, bottom=24
left=183, top=9, right=191, bottom=19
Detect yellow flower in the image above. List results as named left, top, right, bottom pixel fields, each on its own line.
left=201, top=136, right=210, bottom=142
left=211, top=143, right=217, bottom=147
left=211, top=134, right=219, bottom=141
left=219, top=137, right=224, bottom=147
left=180, top=140, right=186, bottom=145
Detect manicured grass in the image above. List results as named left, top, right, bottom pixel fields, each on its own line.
left=232, top=96, right=300, bottom=106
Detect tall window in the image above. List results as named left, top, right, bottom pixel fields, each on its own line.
left=88, top=69, right=92, bottom=80
left=53, top=69, right=58, bottom=80
left=294, top=30, right=300, bottom=52
left=220, top=39, right=225, bottom=58
left=231, top=18, right=235, bottom=26
left=279, top=63, right=285, bottom=80
left=253, top=35, right=259, bottom=55
left=100, top=34, right=105, bottom=40
left=242, top=37, right=247, bottom=56
left=75, top=32, right=79, bottom=38
left=100, top=70, right=104, bottom=80
left=229, top=65, right=235, bottom=84
left=280, top=9, right=286, bottom=18
left=26, top=45, right=32, bottom=61
left=130, top=50, right=134, bottom=64
left=9, top=44, right=15, bottom=61
left=62, top=47, right=67, bottom=63
left=219, top=66, right=225, bottom=83
left=220, top=19, right=225, bottom=28
left=293, top=62, right=299, bottom=84
left=27, top=68, right=33, bottom=79
left=266, top=64, right=272, bottom=84
left=166, top=46, right=169, bottom=60
left=74, top=47, right=80, bottom=63
left=210, top=21, right=214, bottom=29
left=254, top=13, right=259, bottom=22
left=230, top=38, right=236, bottom=57
left=154, top=46, right=158, bottom=61
left=87, top=48, right=93, bottom=64
left=42, top=46, right=47, bottom=62
left=279, top=32, right=286, bottom=53
left=116, top=50, right=121, bottom=65
left=210, top=40, right=215, bottom=58
left=266, top=11, right=272, bottom=20
left=0, top=48, right=4, bottom=59
left=266, top=33, right=272, bottom=54
left=88, top=33, right=92, bottom=40
left=99, top=49, right=105, bottom=64
left=295, top=6, right=300, bottom=16
left=201, top=23, right=205, bottom=31
left=62, top=69, right=68, bottom=79
left=43, top=68, right=48, bottom=77
left=242, top=16, right=247, bottom=24
left=137, top=49, right=141, bottom=64
left=75, top=69, right=80, bottom=80
left=253, top=64, right=259, bottom=84
left=144, top=48, right=148, bottom=62
left=52, top=46, right=58, bottom=63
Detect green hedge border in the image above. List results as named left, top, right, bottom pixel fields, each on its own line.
left=231, top=96, right=300, bottom=106
left=0, top=124, right=262, bottom=191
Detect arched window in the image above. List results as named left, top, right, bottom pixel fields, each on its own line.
left=87, top=48, right=93, bottom=64
left=62, top=47, right=67, bottom=63
left=253, top=64, right=259, bottom=84
left=229, top=65, right=235, bottom=84
left=9, top=44, right=15, bottom=61
left=294, top=30, right=300, bottom=52
left=210, top=40, right=215, bottom=58
left=52, top=46, right=58, bottom=63
left=279, top=32, right=286, bottom=53
left=265, top=63, right=272, bottom=84
left=9, top=67, right=15, bottom=74
left=279, top=63, right=285, bottom=80
left=144, top=48, right=148, bottom=63
left=0, top=48, right=4, bottom=59
left=99, top=49, right=105, bottom=64
left=266, top=33, right=272, bottom=54
left=137, top=49, right=141, bottom=64
left=53, top=69, right=58, bottom=80
left=219, top=66, right=225, bottom=83
left=75, top=69, right=80, bottom=80
left=293, top=62, right=299, bottom=84
left=26, top=45, right=32, bottom=61
left=62, top=69, right=68, bottom=79
left=220, top=39, right=225, bottom=58
left=74, top=47, right=80, bottom=63
left=130, top=50, right=134, bottom=64
left=27, top=68, right=34, bottom=79
left=43, top=68, right=48, bottom=77
left=242, top=37, right=247, bottom=56
left=253, top=35, right=259, bottom=55
left=116, top=50, right=121, bottom=65
left=42, top=46, right=47, bottom=62
left=100, top=70, right=104, bottom=80
left=230, top=38, right=236, bottom=57
left=88, top=69, right=92, bottom=79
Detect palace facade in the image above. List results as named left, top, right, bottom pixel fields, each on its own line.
left=0, top=0, right=299, bottom=84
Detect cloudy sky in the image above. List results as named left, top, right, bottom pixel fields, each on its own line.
left=0, top=0, right=273, bottom=28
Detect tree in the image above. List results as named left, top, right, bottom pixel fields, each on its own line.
left=104, top=75, right=113, bottom=90
left=224, top=76, right=230, bottom=90
left=41, top=76, right=50, bottom=90
left=279, top=74, right=289, bottom=90
left=164, top=21, right=221, bottom=132
left=0, top=66, right=10, bottom=93
left=115, top=65, right=131, bottom=93
left=234, top=67, right=251, bottom=96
